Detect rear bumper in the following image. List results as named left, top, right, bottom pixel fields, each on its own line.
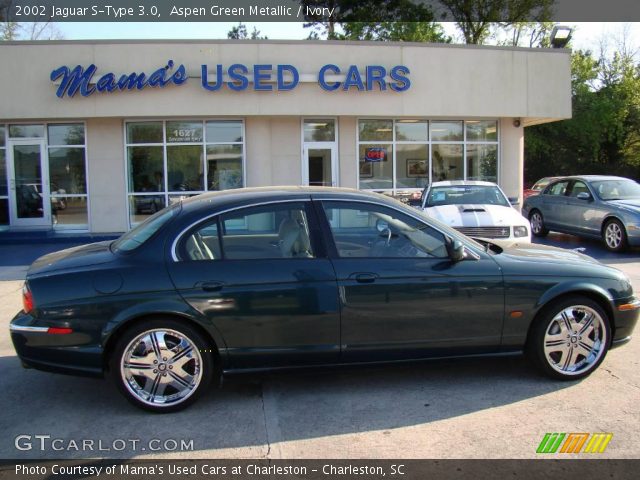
left=10, top=311, right=104, bottom=378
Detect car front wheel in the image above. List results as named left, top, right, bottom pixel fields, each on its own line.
left=527, top=296, right=610, bottom=380
left=529, top=210, right=549, bottom=237
left=110, top=319, right=213, bottom=412
left=602, top=219, right=627, bottom=252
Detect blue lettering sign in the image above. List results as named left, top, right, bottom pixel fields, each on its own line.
left=277, top=65, right=299, bottom=91
left=253, top=64, right=272, bottom=91
left=366, top=66, right=387, bottom=91
left=50, top=60, right=188, bottom=98
left=389, top=66, right=411, bottom=92
left=318, top=64, right=341, bottom=91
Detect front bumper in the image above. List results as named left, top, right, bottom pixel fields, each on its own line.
left=626, top=226, right=640, bottom=247
left=10, top=311, right=104, bottom=378
left=611, top=298, right=640, bottom=347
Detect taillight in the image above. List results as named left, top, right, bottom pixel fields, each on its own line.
left=22, top=283, right=34, bottom=314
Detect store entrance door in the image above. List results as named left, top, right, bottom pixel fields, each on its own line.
left=7, top=139, right=51, bottom=227
left=303, top=144, right=337, bottom=187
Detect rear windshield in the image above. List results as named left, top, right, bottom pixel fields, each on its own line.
left=112, top=204, right=180, bottom=253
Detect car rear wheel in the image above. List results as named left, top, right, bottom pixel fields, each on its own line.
left=602, top=219, right=627, bottom=252
left=110, top=319, right=213, bottom=412
left=526, top=296, right=610, bottom=380
left=529, top=210, right=549, bottom=237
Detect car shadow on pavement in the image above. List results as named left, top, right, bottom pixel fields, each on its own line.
left=0, top=352, right=577, bottom=459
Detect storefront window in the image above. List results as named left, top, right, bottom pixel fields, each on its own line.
left=467, top=144, right=498, bottom=182
left=126, top=120, right=245, bottom=226
left=9, top=124, right=44, bottom=138
left=431, top=121, right=463, bottom=141
left=0, top=145, right=7, bottom=226
left=304, top=119, right=335, bottom=142
left=396, top=144, right=428, bottom=189
left=47, top=124, right=85, bottom=145
left=358, top=119, right=498, bottom=193
left=127, top=122, right=163, bottom=144
left=466, top=120, right=498, bottom=142
left=395, top=120, right=428, bottom=142
left=0, top=126, right=5, bottom=146
left=47, top=123, right=88, bottom=230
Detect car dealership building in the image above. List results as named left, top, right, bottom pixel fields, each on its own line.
left=0, top=39, right=571, bottom=234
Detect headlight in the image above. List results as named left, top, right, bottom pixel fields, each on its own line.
left=514, top=226, right=529, bottom=237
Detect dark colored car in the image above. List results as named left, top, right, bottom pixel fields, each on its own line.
left=523, top=175, right=640, bottom=252
left=523, top=176, right=561, bottom=200
left=10, top=187, right=639, bottom=412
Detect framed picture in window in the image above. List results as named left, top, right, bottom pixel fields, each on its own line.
left=407, top=159, right=427, bottom=178
left=359, top=161, right=373, bottom=178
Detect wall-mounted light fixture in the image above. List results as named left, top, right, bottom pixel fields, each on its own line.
left=550, top=26, right=573, bottom=48
left=513, top=118, right=521, bottom=128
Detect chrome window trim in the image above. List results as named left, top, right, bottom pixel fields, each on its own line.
left=10, top=325, right=49, bottom=333
left=170, top=198, right=313, bottom=261
left=171, top=196, right=484, bottom=262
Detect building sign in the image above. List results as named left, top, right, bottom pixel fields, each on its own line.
left=50, top=60, right=411, bottom=98
left=364, top=147, right=388, bottom=162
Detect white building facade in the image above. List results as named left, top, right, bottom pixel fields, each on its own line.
left=0, top=39, right=571, bottom=234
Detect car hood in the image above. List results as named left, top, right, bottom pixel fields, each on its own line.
left=486, top=240, right=625, bottom=280
left=424, top=204, right=527, bottom=227
left=609, top=199, right=640, bottom=213
left=28, top=241, right=116, bottom=276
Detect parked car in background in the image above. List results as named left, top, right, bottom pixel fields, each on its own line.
left=10, top=187, right=639, bottom=412
left=523, top=176, right=561, bottom=200
left=420, top=181, right=531, bottom=242
left=523, top=175, right=640, bottom=252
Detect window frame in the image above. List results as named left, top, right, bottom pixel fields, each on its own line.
left=356, top=118, right=500, bottom=195
left=174, top=199, right=327, bottom=262
left=124, top=118, right=246, bottom=229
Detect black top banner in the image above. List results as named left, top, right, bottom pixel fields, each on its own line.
left=0, top=0, right=639, bottom=22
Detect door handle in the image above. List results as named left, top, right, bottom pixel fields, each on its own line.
left=352, top=273, right=378, bottom=284
left=199, top=281, right=224, bottom=292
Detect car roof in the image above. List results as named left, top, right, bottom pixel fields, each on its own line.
left=179, top=186, right=402, bottom=214
left=562, top=175, right=630, bottom=182
left=430, top=180, right=497, bottom=187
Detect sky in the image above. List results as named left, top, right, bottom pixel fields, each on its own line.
left=51, top=22, right=639, bottom=53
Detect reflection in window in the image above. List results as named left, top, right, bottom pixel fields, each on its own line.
left=322, top=202, right=448, bottom=258
left=48, top=148, right=87, bottom=195
left=9, top=124, right=44, bottom=138
left=431, top=121, right=463, bottom=141
left=205, top=121, right=243, bottom=143
left=304, top=119, right=335, bottom=142
left=359, top=119, right=393, bottom=142
left=52, top=197, right=88, bottom=226
left=0, top=149, right=6, bottom=196
left=127, top=122, right=163, bottom=144
left=166, top=121, right=203, bottom=143
left=47, top=124, right=85, bottom=145
left=395, top=120, right=428, bottom=142
left=128, top=146, right=164, bottom=193
left=206, top=146, right=243, bottom=190
left=167, top=145, right=204, bottom=191
left=466, top=144, right=497, bottom=182
left=432, top=144, right=463, bottom=181
left=466, top=120, right=497, bottom=142
left=0, top=126, right=6, bottom=146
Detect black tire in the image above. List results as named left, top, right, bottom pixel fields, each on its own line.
left=602, top=219, right=627, bottom=252
left=526, top=295, right=611, bottom=381
left=529, top=210, right=549, bottom=237
left=110, top=318, right=214, bottom=413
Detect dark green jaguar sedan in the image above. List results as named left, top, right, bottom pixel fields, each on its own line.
left=10, top=187, right=640, bottom=412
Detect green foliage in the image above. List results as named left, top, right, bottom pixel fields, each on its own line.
left=227, top=23, right=267, bottom=40
left=525, top=48, right=640, bottom=182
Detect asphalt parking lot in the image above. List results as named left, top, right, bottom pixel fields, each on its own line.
left=0, top=233, right=638, bottom=459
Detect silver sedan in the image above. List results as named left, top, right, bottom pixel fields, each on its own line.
left=522, top=175, right=640, bottom=252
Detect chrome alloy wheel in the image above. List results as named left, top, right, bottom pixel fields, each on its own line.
left=605, top=222, right=623, bottom=250
left=120, top=329, right=203, bottom=407
left=530, top=212, right=543, bottom=234
left=543, top=305, right=607, bottom=376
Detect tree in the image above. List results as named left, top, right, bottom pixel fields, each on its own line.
left=227, top=23, right=267, bottom=40
left=438, top=0, right=554, bottom=44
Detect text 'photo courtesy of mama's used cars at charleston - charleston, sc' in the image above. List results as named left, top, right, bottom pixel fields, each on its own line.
left=9, top=187, right=640, bottom=412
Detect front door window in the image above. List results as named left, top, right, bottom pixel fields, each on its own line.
left=8, top=140, right=50, bottom=226
left=305, top=147, right=335, bottom=187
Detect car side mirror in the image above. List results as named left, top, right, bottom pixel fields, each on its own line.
left=577, top=192, right=592, bottom=201
left=508, top=196, right=520, bottom=206
left=447, top=239, right=466, bottom=262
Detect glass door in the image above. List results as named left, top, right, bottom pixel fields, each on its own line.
left=8, top=139, right=51, bottom=227
left=303, top=144, right=337, bottom=187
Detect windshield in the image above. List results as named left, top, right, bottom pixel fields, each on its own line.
left=426, top=185, right=510, bottom=208
left=112, top=204, right=180, bottom=253
left=591, top=179, right=640, bottom=201
left=532, top=178, right=553, bottom=191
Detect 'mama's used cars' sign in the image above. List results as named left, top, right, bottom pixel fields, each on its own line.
left=50, top=60, right=411, bottom=98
